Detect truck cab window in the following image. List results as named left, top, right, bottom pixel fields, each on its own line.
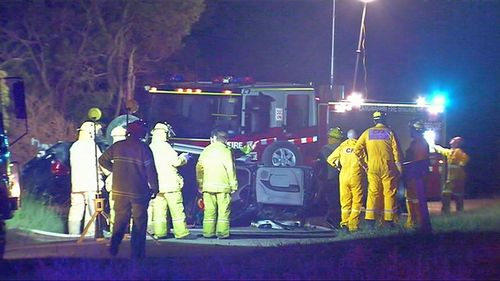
left=286, top=94, right=309, bottom=131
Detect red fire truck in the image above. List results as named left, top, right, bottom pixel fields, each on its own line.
left=145, top=78, right=321, bottom=167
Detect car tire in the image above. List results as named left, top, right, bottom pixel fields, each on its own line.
left=262, top=141, right=302, bottom=167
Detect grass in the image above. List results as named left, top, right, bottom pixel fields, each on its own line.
left=431, top=205, right=500, bottom=233
left=2, top=197, right=499, bottom=280
left=6, top=193, right=65, bottom=233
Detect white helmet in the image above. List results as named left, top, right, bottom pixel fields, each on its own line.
left=151, top=122, right=174, bottom=142
left=110, top=126, right=127, bottom=143
left=78, top=121, right=101, bottom=140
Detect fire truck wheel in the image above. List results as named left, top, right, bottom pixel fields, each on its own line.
left=262, top=141, right=302, bottom=167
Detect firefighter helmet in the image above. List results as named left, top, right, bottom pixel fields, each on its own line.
left=151, top=122, right=175, bottom=141
left=449, top=136, right=464, bottom=148
left=127, top=120, right=148, bottom=139
left=78, top=121, right=101, bottom=140
left=409, top=120, right=425, bottom=132
left=110, top=126, right=127, bottom=143
left=373, top=111, right=387, bottom=123
left=328, top=127, right=343, bottom=140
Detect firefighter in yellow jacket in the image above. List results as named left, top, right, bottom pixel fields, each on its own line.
left=150, top=122, right=191, bottom=239
left=196, top=129, right=238, bottom=239
left=434, top=136, right=469, bottom=214
left=354, top=111, right=402, bottom=228
left=327, top=129, right=365, bottom=232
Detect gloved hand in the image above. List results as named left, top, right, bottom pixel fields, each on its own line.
left=180, top=152, right=191, bottom=162
left=395, top=162, right=403, bottom=175
left=150, top=190, right=158, bottom=199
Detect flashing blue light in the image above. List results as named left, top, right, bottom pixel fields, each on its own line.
left=432, top=95, right=446, bottom=106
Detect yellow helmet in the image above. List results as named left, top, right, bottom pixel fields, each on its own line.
left=409, top=120, right=425, bottom=132
left=328, top=127, right=343, bottom=140
left=373, top=111, right=387, bottom=122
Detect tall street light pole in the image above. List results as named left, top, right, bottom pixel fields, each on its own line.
left=329, top=0, right=336, bottom=91
left=352, top=0, right=373, bottom=97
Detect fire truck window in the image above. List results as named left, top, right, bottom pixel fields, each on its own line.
left=213, top=97, right=242, bottom=135
left=246, top=94, right=272, bottom=134
left=286, top=94, right=308, bottom=131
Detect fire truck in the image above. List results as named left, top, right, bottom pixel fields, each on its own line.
left=0, top=76, right=26, bottom=258
left=142, top=77, right=446, bottom=224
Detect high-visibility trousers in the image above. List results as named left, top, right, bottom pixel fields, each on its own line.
left=365, top=164, right=398, bottom=222
left=405, top=180, right=421, bottom=228
left=442, top=177, right=465, bottom=214
left=339, top=173, right=363, bottom=231
left=203, top=192, right=231, bottom=238
left=68, top=191, right=96, bottom=235
left=152, top=192, right=190, bottom=238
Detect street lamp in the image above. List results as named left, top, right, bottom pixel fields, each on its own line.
left=329, top=0, right=336, bottom=91
left=352, top=0, right=375, bottom=98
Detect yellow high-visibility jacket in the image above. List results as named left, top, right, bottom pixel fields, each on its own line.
left=196, top=142, right=238, bottom=193
left=328, top=139, right=364, bottom=176
left=434, top=145, right=469, bottom=180
left=354, top=123, right=401, bottom=171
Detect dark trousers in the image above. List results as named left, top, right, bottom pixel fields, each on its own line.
left=111, top=196, right=149, bottom=259
left=0, top=220, right=5, bottom=259
left=318, top=179, right=341, bottom=225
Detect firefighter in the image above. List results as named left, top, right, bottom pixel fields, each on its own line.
left=354, top=111, right=402, bottom=229
left=327, top=129, right=365, bottom=232
left=102, top=125, right=127, bottom=233
left=434, top=136, right=469, bottom=214
left=149, top=122, right=191, bottom=239
left=196, top=129, right=238, bottom=239
left=404, top=120, right=430, bottom=229
left=316, top=127, right=343, bottom=228
left=99, top=120, right=159, bottom=259
left=68, top=121, right=104, bottom=236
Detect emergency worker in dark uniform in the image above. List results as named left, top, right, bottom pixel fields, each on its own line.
left=404, top=120, right=430, bottom=229
left=316, top=127, right=343, bottom=227
left=99, top=120, right=159, bottom=259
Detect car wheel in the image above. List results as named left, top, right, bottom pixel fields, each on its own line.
left=262, top=141, right=302, bottom=167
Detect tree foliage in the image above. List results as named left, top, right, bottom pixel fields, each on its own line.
left=0, top=0, right=205, bottom=162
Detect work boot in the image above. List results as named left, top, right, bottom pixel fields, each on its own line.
left=108, top=243, right=119, bottom=257
left=364, top=219, right=376, bottom=231
left=338, top=225, right=349, bottom=235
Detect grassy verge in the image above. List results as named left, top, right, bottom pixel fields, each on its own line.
left=6, top=193, right=65, bottom=233
left=431, top=204, right=500, bottom=232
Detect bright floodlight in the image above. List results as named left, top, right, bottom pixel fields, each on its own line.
left=416, top=96, right=427, bottom=107
left=347, top=92, right=365, bottom=107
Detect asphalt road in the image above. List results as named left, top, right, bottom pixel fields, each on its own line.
left=4, top=198, right=499, bottom=260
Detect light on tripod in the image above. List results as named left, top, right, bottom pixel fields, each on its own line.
left=88, top=107, right=102, bottom=121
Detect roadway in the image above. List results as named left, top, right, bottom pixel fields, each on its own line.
left=4, top=197, right=499, bottom=260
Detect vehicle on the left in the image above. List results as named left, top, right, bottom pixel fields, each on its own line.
left=0, top=75, right=27, bottom=259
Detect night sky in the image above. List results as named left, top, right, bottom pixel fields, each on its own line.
left=184, top=0, right=499, bottom=193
